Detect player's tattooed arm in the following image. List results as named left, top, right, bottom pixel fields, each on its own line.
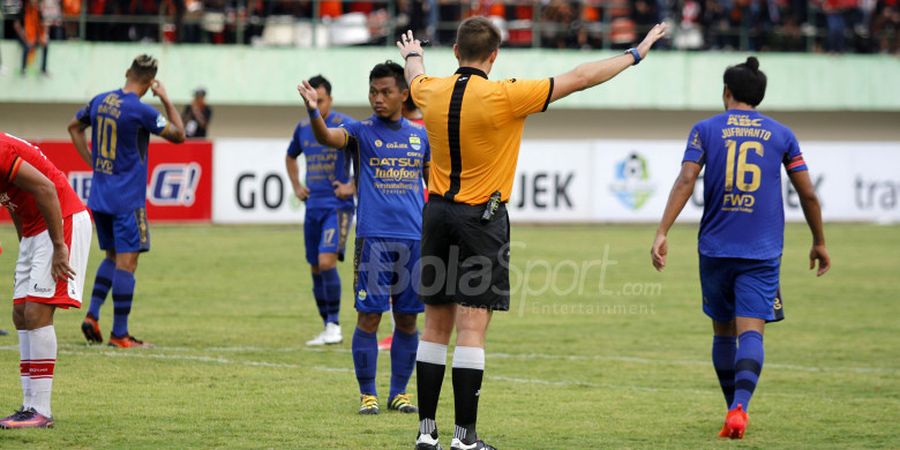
left=296, top=81, right=348, bottom=149
left=550, top=22, right=667, bottom=104
left=12, top=161, right=76, bottom=281
left=789, top=170, right=830, bottom=276
left=67, top=118, right=92, bottom=166
left=397, top=30, right=425, bottom=86
left=152, top=80, right=186, bottom=143
left=651, top=161, right=701, bottom=271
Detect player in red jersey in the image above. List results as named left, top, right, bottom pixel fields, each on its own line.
left=0, top=133, right=92, bottom=429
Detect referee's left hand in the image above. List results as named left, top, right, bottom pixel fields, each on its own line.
left=396, top=30, right=424, bottom=60
left=636, top=22, right=669, bottom=59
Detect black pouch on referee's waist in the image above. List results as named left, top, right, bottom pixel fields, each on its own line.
left=480, top=191, right=502, bottom=224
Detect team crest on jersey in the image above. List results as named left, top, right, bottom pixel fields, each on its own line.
left=358, top=290, right=367, bottom=301
left=155, top=114, right=168, bottom=129
left=148, top=163, right=202, bottom=206
left=0, top=192, right=13, bottom=210
left=409, top=135, right=422, bottom=151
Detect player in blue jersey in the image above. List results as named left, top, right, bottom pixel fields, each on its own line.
left=297, top=61, right=430, bottom=416
left=651, top=57, right=830, bottom=440
left=67, top=54, right=185, bottom=348
left=285, top=75, right=357, bottom=346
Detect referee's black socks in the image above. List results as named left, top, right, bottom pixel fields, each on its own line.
left=416, top=341, right=448, bottom=436
left=452, top=346, right=485, bottom=445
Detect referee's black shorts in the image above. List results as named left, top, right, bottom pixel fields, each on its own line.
left=419, top=195, right=510, bottom=311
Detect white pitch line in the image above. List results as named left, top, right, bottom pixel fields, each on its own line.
left=0, top=346, right=890, bottom=400
left=302, top=346, right=899, bottom=375
left=2, top=344, right=896, bottom=376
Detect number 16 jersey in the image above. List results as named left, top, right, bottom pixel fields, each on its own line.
left=75, top=89, right=169, bottom=214
left=683, top=109, right=809, bottom=260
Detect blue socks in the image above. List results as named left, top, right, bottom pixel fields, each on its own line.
left=111, top=270, right=135, bottom=338
left=311, top=273, right=326, bottom=323
left=712, top=335, right=737, bottom=408
left=88, top=259, right=116, bottom=320
left=321, top=268, right=341, bottom=325
left=731, top=331, right=764, bottom=411
left=352, top=328, right=378, bottom=395
left=389, top=329, right=419, bottom=401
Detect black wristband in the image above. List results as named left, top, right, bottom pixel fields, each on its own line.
left=404, top=52, right=422, bottom=60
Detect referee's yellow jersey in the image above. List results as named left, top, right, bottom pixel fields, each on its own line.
left=411, top=67, right=553, bottom=205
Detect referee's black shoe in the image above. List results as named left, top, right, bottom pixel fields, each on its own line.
left=415, top=430, right=443, bottom=450
left=450, top=438, right=496, bottom=450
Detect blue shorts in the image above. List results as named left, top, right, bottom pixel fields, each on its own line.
left=699, top=255, right=780, bottom=322
left=353, top=237, right=424, bottom=315
left=304, top=207, right=353, bottom=265
left=93, top=209, right=150, bottom=253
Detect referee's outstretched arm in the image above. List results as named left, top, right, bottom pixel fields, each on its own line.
left=549, top=23, right=668, bottom=103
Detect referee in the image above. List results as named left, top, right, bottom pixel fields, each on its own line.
left=398, top=17, right=667, bottom=450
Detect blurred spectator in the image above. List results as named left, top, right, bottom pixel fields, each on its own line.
left=61, top=0, right=80, bottom=39
left=13, top=0, right=49, bottom=75
left=822, top=0, right=859, bottom=52
left=182, top=88, right=213, bottom=139
left=10, top=0, right=897, bottom=53
left=871, top=0, right=899, bottom=52
left=542, top=0, right=577, bottom=48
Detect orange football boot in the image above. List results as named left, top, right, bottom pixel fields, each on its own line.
left=722, top=404, right=749, bottom=439
left=108, top=334, right=153, bottom=348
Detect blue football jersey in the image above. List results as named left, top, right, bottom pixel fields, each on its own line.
left=341, top=115, right=430, bottom=240
left=287, top=111, right=356, bottom=210
left=75, top=89, right=168, bottom=214
left=684, top=109, right=808, bottom=260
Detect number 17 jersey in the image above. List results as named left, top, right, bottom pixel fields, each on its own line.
left=75, top=89, right=169, bottom=214
left=683, top=109, right=808, bottom=260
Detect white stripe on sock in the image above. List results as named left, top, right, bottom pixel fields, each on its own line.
left=416, top=341, right=447, bottom=365
left=452, top=346, right=485, bottom=370
left=18, top=330, right=30, bottom=408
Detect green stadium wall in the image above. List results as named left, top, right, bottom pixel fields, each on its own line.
left=2, top=40, right=899, bottom=111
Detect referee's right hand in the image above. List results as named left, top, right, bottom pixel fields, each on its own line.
left=396, top=30, right=424, bottom=60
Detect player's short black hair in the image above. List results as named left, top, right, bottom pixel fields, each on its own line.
left=369, top=61, right=407, bottom=91
left=724, top=56, right=766, bottom=107
left=127, top=54, right=158, bottom=83
left=308, top=75, right=332, bottom=96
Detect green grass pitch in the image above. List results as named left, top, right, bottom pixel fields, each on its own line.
left=0, top=223, right=897, bottom=449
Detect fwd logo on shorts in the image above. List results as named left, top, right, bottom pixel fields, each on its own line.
left=148, top=163, right=202, bottom=207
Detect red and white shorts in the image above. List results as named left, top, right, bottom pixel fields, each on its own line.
left=13, top=210, right=92, bottom=309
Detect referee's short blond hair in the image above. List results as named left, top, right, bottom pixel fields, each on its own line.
left=456, top=17, right=501, bottom=63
